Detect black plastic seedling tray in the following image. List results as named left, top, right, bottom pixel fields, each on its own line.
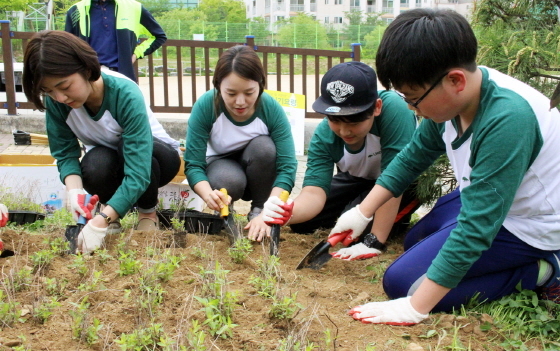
left=157, top=209, right=223, bottom=234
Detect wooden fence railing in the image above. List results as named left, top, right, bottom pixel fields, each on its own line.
left=0, top=20, right=361, bottom=118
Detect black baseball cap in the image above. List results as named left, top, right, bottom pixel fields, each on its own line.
left=312, top=61, right=378, bottom=116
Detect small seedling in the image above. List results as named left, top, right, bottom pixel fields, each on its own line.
left=77, top=270, right=105, bottom=292
left=116, top=250, right=142, bottom=276
left=33, top=296, right=60, bottom=324
left=269, top=292, right=301, bottom=320
left=227, top=238, right=253, bottom=264
left=0, top=290, right=23, bottom=327
left=69, top=297, right=90, bottom=340
left=30, top=249, right=56, bottom=272
left=69, top=254, right=89, bottom=276
left=96, top=248, right=112, bottom=264
left=44, top=277, right=68, bottom=297
left=185, top=320, right=208, bottom=351
left=84, top=318, right=103, bottom=345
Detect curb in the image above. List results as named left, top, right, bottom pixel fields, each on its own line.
left=0, top=113, right=322, bottom=148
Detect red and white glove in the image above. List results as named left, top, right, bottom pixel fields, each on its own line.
left=348, top=297, right=429, bottom=326
left=77, top=222, right=107, bottom=254
left=332, top=243, right=382, bottom=261
left=68, top=189, right=99, bottom=221
left=262, top=196, right=294, bottom=226
left=0, top=203, right=8, bottom=227
left=328, top=205, right=372, bottom=240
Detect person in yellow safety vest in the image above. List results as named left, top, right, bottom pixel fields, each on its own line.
left=65, top=0, right=166, bottom=82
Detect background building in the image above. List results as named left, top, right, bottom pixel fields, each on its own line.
left=245, top=0, right=473, bottom=28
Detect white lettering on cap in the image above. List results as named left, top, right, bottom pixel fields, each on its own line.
left=326, top=80, right=354, bottom=103
left=325, top=106, right=341, bottom=113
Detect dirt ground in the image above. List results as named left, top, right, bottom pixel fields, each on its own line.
left=0, top=221, right=514, bottom=351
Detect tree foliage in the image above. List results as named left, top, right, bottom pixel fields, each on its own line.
left=472, top=0, right=560, bottom=105
left=156, top=8, right=218, bottom=41
left=197, top=0, right=246, bottom=23
left=0, top=0, right=32, bottom=13
left=276, top=12, right=329, bottom=49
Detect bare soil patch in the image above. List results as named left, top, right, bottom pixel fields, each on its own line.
left=0, top=224, right=508, bottom=351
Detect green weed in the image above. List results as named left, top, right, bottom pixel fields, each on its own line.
left=469, top=286, right=560, bottom=350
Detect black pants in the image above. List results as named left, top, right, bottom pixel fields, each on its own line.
left=290, top=171, right=420, bottom=235
left=206, top=135, right=276, bottom=209
left=81, top=137, right=180, bottom=211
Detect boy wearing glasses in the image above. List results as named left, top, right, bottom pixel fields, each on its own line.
left=322, top=8, right=560, bottom=325
left=259, top=61, right=418, bottom=260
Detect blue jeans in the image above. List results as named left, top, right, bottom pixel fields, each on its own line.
left=384, top=189, right=551, bottom=312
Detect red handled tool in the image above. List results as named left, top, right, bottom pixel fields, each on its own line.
left=270, top=190, right=290, bottom=256
left=296, top=230, right=356, bottom=270
left=65, top=194, right=91, bottom=254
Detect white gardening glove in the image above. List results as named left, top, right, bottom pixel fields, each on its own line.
left=262, top=196, right=294, bottom=226
left=0, top=203, right=8, bottom=227
left=348, top=296, right=429, bottom=326
left=332, top=243, right=382, bottom=261
left=328, top=205, right=372, bottom=240
left=69, top=188, right=89, bottom=222
left=77, top=222, right=107, bottom=254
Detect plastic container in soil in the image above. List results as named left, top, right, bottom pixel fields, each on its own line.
left=8, top=211, right=46, bottom=225
left=158, top=209, right=223, bottom=234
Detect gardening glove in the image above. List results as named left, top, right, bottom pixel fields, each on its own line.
left=262, top=196, right=294, bottom=226
left=329, top=205, right=372, bottom=241
left=69, top=189, right=98, bottom=221
left=77, top=222, right=107, bottom=254
left=0, top=203, right=8, bottom=227
left=332, top=243, right=382, bottom=261
left=348, top=297, right=429, bottom=326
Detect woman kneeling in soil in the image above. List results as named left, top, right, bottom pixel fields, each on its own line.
left=22, top=30, right=181, bottom=254
left=183, top=45, right=297, bottom=239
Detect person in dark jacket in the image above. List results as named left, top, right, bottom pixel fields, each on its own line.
left=65, top=0, right=166, bottom=82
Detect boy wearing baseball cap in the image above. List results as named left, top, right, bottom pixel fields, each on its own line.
left=260, top=61, right=418, bottom=260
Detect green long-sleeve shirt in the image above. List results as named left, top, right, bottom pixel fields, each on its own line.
left=184, top=89, right=297, bottom=192
left=378, top=67, right=560, bottom=288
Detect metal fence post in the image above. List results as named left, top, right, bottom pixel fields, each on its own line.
left=0, top=20, right=18, bottom=115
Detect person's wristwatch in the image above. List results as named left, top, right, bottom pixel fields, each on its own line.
left=362, top=233, right=387, bottom=252
left=99, top=212, right=112, bottom=224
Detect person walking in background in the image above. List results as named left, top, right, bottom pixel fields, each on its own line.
left=261, top=62, right=420, bottom=257
left=22, top=30, right=180, bottom=254
left=322, top=8, right=560, bottom=325
left=184, top=45, right=297, bottom=240
left=65, top=0, right=166, bottom=82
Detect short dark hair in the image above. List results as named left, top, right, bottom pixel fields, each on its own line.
left=327, top=105, right=375, bottom=123
left=22, top=30, right=101, bottom=111
left=212, top=45, right=266, bottom=115
left=376, top=8, right=477, bottom=91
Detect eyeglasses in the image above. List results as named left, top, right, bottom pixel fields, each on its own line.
left=396, top=71, right=449, bottom=109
